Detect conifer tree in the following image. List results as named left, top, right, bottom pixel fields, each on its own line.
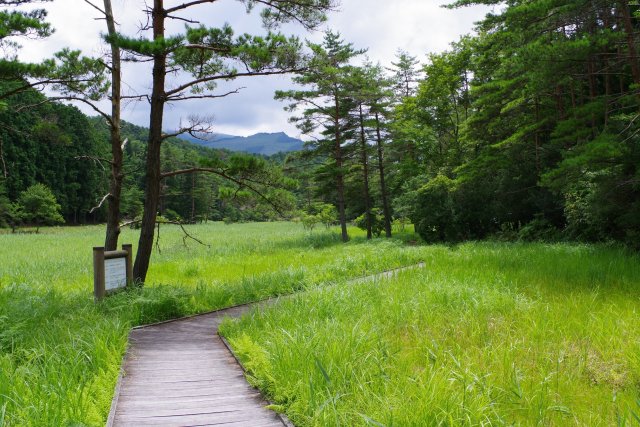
left=276, top=31, right=365, bottom=242
left=110, top=0, right=336, bottom=281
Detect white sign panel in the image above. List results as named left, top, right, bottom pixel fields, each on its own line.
left=105, top=257, right=127, bottom=291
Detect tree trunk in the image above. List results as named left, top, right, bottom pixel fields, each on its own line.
left=555, top=85, right=565, bottom=120
left=375, top=112, right=392, bottom=238
left=0, top=136, right=6, bottom=178
left=133, top=0, right=166, bottom=282
left=534, top=97, right=541, bottom=175
left=603, top=6, right=612, bottom=127
left=334, top=95, right=349, bottom=242
left=359, top=104, right=372, bottom=239
left=103, top=0, right=123, bottom=251
left=191, top=172, right=196, bottom=222
left=619, top=1, right=640, bottom=87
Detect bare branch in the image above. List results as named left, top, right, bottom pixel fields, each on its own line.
left=166, top=14, right=200, bottom=24
left=47, top=97, right=113, bottom=125
left=12, top=95, right=111, bottom=127
left=165, top=69, right=302, bottom=97
left=160, top=167, right=286, bottom=215
left=121, top=94, right=151, bottom=102
left=155, top=221, right=162, bottom=254
left=166, top=87, right=244, bottom=101
left=161, top=115, right=214, bottom=140
left=89, top=193, right=111, bottom=213
left=173, top=220, right=210, bottom=247
left=120, top=219, right=141, bottom=228
left=75, top=155, right=114, bottom=168
left=164, top=0, right=217, bottom=14
left=152, top=219, right=211, bottom=252
left=82, top=0, right=108, bottom=18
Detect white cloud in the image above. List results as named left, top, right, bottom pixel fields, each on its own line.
left=13, top=0, right=491, bottom=137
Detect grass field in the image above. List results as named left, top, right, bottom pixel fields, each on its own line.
left=220, top=242, right=640, bottom=426
left=0, top=222, right=423, bottom=426
left=1, top=223, right=639, bottom=426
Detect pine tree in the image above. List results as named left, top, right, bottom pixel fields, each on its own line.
left=109, top=0, right=336, bottom=282
left=276, top=32, right=366, bottom=242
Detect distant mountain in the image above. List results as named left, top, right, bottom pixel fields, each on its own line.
left=178, top=132, right=304, bottom=155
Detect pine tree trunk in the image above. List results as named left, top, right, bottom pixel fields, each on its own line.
left=0, top=137, right=6, bottom=179
left=133, top=0, right=166, bottom=283
left=375, top=112, right=392, bottom=238
left=191, top=172, right=196, bottom=222
left=603, top=6, right=612, bottom=126
left=359, top=104, right=372, bottom=239
left=103, top=0, right=123, bottom=251
left=619, top=1, right=640, bottom=87
left=334, top=95, right=349, bottom=242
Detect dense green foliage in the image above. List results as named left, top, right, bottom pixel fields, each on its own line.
left=4, top=1, right=638, bottom=248
left=0, top=84, right=103, bottom=223
left=15, top=183, right=63, bottom=231
left=0, top=222, right=423, bottom=425
left=0, top=84, right=295, bottom=228
left=395, top=1, right=640, bottom=246
left=222, top=242, right=640, bottom=426
left=274, top=3, right=640, bottom=248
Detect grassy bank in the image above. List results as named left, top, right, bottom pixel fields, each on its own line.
left=0, top=222, right=423, bottom=426
left=220, top=242, right=640, bottom=426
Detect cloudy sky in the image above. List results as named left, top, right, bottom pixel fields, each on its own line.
left=18, top=0, right=492, bottom=138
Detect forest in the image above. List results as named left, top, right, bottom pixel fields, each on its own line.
left=2, top=0, right=638, bottom=253
left=0, top=86, right=285, bottom=227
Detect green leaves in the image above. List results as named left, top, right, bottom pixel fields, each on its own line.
left=249, top=0, right=338, bottom=30
left=107, top=33, right=185, bottom=57
left=17, top=183, right=64, bottom=228
left=49, top=49, right=109, bottom=100
left=0, top=8, right=52, bottom=45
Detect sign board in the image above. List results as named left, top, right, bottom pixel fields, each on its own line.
left=105, top=257, right=127, bottom=291
left=93, top=244, right=133, bottom=301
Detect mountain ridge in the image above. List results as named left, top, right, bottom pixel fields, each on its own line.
left=178, top=131, right=304, bottom=155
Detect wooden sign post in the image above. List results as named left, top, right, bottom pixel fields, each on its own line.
left=93, top=244, right=133, bottom=301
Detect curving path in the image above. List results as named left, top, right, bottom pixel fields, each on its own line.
left=108, top=263, right=424, bottom=426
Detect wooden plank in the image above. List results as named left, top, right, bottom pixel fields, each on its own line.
left=115, top=418, right=283, bottom=427
left=114, top=410, right=279, bottom=424
left=116, top=404, right=275, bottom=418
left=118, top=383, right=255, bottom=395
left=115, top=395, right=265, bottom=409
left=110, top=309, right=286, bottom=426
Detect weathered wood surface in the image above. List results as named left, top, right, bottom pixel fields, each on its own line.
left=109, top=305, right=286, bottom=427
left=109, top=263, right=425, bottom=426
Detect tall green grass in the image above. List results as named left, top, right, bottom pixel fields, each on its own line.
left=0, top=222, right=423, bottom=426
left=221, top=242, right=640, bottom=426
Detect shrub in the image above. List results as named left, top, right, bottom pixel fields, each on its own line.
left=413, top=175, right=459, bottom=242
left=518, top=216, right=559, bottom=242
left=355, top=209, right=385, bottom=237
left=17, top=184, right=64, bottom=232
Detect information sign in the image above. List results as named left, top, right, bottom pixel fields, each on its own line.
left=93, top=244, right=133, bottom=301
left=105, top=257, right=127, bottom=291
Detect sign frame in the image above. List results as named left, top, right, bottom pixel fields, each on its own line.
left=93, top=244, right=133, bottom=301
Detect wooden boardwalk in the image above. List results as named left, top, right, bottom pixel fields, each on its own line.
left=108, top=263, right=425, bottom=426
left=108, top=305, right=287, bottom=427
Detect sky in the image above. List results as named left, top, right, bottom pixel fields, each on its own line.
left=17, top=0, right=493, bottom=138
